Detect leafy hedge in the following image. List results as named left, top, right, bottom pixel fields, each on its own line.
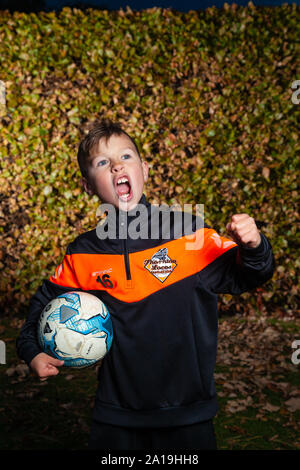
left=0, top=3, right=299, bottom=318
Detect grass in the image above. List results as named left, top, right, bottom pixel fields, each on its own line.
left=215, top=383, right=299, bottom=450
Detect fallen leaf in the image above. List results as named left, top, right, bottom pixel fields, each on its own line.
left=285, top=397, right=300, bottom=412
left=263, top=403, right=280, bottom=413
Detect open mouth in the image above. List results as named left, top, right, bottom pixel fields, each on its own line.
left=115, top=175, right=133, bottom=202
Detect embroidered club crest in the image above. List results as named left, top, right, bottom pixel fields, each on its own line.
left=144, top=248, right=177, bottom=283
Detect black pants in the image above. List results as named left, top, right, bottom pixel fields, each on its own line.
left=88, top=420, right=217, bottom=450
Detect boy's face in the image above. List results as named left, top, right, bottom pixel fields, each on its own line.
left=82, top=133, right=149, bottom=211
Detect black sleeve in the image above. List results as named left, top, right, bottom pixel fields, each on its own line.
left=16, top=232, right=87, bottom=367
left=199, top=232, right=275, bottom=295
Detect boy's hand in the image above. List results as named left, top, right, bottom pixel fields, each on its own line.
left=226, top=214, right=261, bottom=249
left=30, top=352, right=64, bottom=379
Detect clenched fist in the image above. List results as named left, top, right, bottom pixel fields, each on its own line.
left=30, top=352, right=64, bottom=380
left=226, top=214, right=261, bottom=249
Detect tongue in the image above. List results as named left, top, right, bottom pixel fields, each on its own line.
left=116, top=182, right=130, bottom=196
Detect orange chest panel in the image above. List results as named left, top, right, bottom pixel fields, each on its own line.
left=49, top=228, right=237, bottom=303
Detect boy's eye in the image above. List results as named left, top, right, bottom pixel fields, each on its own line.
left=122, top=154, right=131, bottom=160
left=96, top=159, right=108, bottom=167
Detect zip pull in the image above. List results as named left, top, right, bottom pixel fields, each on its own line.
left=120, top=212, right=133, bottom=289
left=122, top=238, right=134, bottom=289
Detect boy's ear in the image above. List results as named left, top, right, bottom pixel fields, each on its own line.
left=142, top=160, right=149, bottom=182
left=81, top=177, right=94, bottom=196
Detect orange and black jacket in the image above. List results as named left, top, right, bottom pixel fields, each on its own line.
left=17, top=195, right=275, bottom=427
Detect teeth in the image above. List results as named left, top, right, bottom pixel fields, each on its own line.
left=117, top=177, right=129, bottom=185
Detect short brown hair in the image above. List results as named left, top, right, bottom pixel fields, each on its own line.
left=77, top=119, right=141, bottom=178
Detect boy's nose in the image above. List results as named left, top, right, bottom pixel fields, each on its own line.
left=111, top=161, right=124, bottom=173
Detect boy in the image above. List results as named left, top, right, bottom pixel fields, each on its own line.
left=17, top=119, right=275, bottom=450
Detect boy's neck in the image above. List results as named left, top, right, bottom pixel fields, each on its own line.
left=117, top=193, right=148, bottom=217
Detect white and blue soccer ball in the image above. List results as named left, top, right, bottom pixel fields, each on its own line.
left=37, top=291, right=113, bottom=368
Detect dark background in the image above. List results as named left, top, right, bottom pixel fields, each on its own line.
left=0, top=0, right=299, bottom=13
